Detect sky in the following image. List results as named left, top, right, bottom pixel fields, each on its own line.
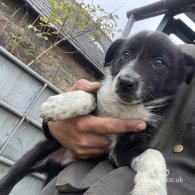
left=83, top=0, right=164, bottom=39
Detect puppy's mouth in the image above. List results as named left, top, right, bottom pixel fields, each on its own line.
left=114, top=91, right=142, bottom=104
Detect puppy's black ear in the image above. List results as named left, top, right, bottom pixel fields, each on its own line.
left=104, top=39, right=125, bottom=67
left=183, top=54, right=195, bottom=85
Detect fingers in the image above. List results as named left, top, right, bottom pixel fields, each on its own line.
left=48, top=119, right=109, bottom=159
left=73, top=134, right=108, bottom=158
left=76, top=115, right=147, bottom=135
left=75, top=148, right=106, bottom=159
left=74, top=134, right=109, bottom=150
left=68, top=79, right=101, bottom=93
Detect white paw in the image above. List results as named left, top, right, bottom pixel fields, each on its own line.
left=39, top=90, right=96, bottom=121
left=130, top=175, right=167, bottom=195
left=130, top=149, right=167, bottom=195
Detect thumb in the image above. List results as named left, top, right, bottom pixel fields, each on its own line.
left=69, top=79, right=101, bottom=93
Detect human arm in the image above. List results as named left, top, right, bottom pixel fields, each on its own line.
left=45, top=79, right=146, bottom=158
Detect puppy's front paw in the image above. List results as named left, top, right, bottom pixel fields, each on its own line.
left=130, top=176, right=167, bottom=195
left=130, top=149, right=167, bottom=195
left=39, top=90, right=96, bottom=121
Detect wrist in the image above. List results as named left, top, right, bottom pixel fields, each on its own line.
left=42, top=121, right=55, bottom=140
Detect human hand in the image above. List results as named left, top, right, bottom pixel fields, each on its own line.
left=48, top=79, right=146, bottom=159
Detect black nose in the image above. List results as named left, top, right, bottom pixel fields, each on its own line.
left=118, top=76, right=135, bottom=91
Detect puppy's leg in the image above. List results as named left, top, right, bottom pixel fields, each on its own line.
left=0, top=140, right=61, bottom=195
left=130, top=149, right=167, bottom=195
left=39, top=90, right=96, bottom=121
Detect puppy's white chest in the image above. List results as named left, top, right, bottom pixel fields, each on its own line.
left=96, top=94, right=153, bottom=122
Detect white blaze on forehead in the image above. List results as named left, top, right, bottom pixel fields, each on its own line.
left=119, top=60, right=141, bottom=79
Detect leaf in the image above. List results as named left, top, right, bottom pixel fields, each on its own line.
left=0, top=3, right=8, bottom=8
left=27, top=24, right=38, bottom=32
left=53, top=18, right=63, bottom=26
left=51, top=30, right=60, bottom=35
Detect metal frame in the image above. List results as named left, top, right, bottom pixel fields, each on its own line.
left=123, top=0, right=195, bottom=41
left=0, top=46, right=63, bottom=184
left=157, top=14, right=195, bottom=43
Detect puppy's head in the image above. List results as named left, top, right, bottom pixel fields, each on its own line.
left=104, top=31, right=195, bottom=104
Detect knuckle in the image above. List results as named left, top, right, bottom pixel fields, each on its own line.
left=78, top=137, right=88, bottom=148
left=74, top=118, right=84, bottom=132
left=75, top=147, right=85, bottom=157
left=102, top=121, right=115, bottom=134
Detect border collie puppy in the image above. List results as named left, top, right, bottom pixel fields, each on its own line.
left=0, top=31, right=194, bottom=195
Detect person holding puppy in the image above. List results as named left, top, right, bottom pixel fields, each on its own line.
left=46, top=79, right=146, bottom=159
left=40, top=79, right=147, bottom=195
left=40, top=44, right=195, bottom=195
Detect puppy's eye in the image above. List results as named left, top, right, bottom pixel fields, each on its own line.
left=121, top=50, right=131, bottom=60
left=154, top=58, right=165, bottom=68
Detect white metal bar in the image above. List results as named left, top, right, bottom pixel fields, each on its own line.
left=0, top=84, right=47, bottom=154
left=121, top=14, right=135, bottom=39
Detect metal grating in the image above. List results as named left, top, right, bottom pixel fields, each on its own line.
left=0, top=46, right=62, bottom=194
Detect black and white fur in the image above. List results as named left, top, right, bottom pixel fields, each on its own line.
left=0, top=31, right=194, bottom=195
